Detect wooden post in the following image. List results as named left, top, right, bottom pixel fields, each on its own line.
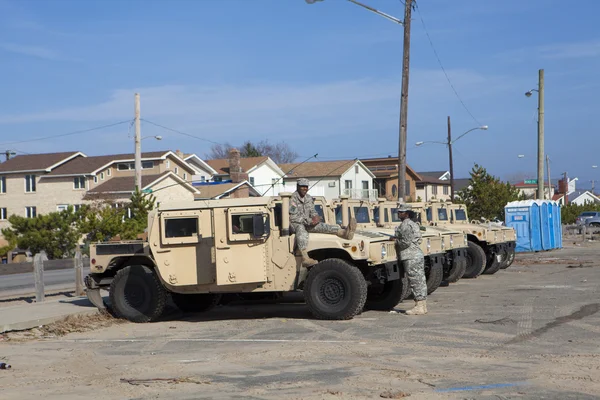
left=582, top=225, right=587, bottom=242
left=397, top=0, right=413, bottom=202
left=33, top=251, right=47, bottom=303
left=74, top=249, right=85, bottom=296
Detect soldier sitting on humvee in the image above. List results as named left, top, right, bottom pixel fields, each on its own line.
left=290, top=178, right=357, bottom=266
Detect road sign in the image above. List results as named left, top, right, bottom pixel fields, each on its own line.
left=142, top=189, right=153, bottom=194
left=524, top=179, right=537, bottom=185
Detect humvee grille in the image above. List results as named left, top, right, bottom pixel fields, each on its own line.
left=95, top=243, right=145, bottom=255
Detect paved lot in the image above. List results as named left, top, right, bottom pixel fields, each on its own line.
left=1, top=245, right=599, bottom=399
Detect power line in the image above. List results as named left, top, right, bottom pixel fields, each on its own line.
left=414, top=1, right=482, bottom=126
left=0, top=120, right=132, bottom=147
left=141, top=119, right=223, bottom=146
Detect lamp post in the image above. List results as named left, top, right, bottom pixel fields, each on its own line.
left=525, top=69, right=545, bottom=200
left=305, top=0, right=412, bottom=202
left=592, top=165, right=598, bottom=194
left=416, top=122, right=488, bottom=200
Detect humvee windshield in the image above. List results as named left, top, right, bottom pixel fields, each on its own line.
left=315, top=205, right=325, bottom=221
left=425, top=207, right=433, bottom=222
left=455, top=209, right=467, bottom=221
left=335, top=205, right=351, bottom=225
left=354, top=206, right=370, bottom=223
left=438, top=208, right=449, bottom=221
left=165, top=217, right=198, bottom=238
left=391, top=208, right=401, bottom=223
left=372, top=207, right=380, bottom=223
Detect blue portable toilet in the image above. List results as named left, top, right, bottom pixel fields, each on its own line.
left=553, top=202, right=562, bottom=248
left=540, top=202, right=551, bottom=250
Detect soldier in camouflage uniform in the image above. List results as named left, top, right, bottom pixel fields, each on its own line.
left=290, top=178, right=357, bottom=266
left=395, top=204, right=428, bottom=315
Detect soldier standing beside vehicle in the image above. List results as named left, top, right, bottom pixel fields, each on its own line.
left=290, top=178, right=357, bottom=266
left=395, top=204, right=428, bottom=315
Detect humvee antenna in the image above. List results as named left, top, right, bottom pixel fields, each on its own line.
left=259, top=153, right=318, bottom=196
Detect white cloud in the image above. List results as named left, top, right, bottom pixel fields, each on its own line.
left=0, top=69, right=502, bottom=144
left=0, top=42, right=60, bottom=60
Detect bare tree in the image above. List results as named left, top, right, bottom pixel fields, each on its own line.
left=205, top=140, right=298, bottom=163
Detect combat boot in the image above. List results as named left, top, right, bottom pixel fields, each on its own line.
left=405, top=300, right=428, bottom=315
left=337, top=218, right=357, bottom=240
left=300, top=250, right=318, bottom=267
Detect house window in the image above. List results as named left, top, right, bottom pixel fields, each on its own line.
left=25, top=175, right=36, bottom=192
left=74, top=176, right=86, bottom=189
left=362, top=181, right=369, bottom=190
left=94, top=176, right=98, bottom=183
left=250, top=177, right=255, bottom=186
left=107, top=169, right=111, bottom=176
left=183, top=173, right=188, bottom=180
left=345, top=180, right=352, bottom=189
left=142, top=161, right=154, bottom=169
left=200, top=176, right=206, bottom=182
left=166, top=160, right=171, bottom=169
left=432, top=185, right=438, bottom=195
left=117, top=163, right=130, bottom=171
left=74, top=204, right=82, bottom=212
left=443, top=186, right=449, bottom=195
left=26, top=206, right=36, bottom=218
left=0, top=208, right=7, bottom=220
left=57, top=205, right=68, bottom=212
left=355, top=165, right=359, bottom=174
left=174, top=167, right=179, bottom=174
left=405, top=181, right=410, bottom=197
left=392, top=184, right=397, bottom=197
left=100, top=172, right=105, bottom=180
left=0, top=176, right=5, bottom=193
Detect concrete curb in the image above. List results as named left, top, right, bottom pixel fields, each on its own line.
left=0, top=296, right=100, bottom=333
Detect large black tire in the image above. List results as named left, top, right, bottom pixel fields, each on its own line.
left=171, top=293, right=222, bottom=313
left=304, top=259, right=367, bottom=320
left=365, top=278, right=406, bottom=311
left=426, top=263, right=443, bottom=295
left=502, top=247, right=516, bottom=269
left=446, top=257, right=466, bottom=283
left=483, top=250, right=502, bottom=275
left=463, top=242, right=486, bottom=279
left=109, top=265, right=167, bottom=323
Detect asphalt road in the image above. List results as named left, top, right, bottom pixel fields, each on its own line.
left=1, top=245, right=599, bottom=399
left=0, top=267, right=90, bottom=299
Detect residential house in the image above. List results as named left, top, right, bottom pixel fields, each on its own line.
left=513, top=180, right=555, bottom=200
left=415, top=171, right=452, bottom=202
left=280, top=159, right=376, bottom=200
left=359, top=157, right=420, bottom=201
left=206, top=151, right=286, bottom=196
left=568, top=190, right=600, bottom=206
left=193, top=181, right=260, bottom=200
left=0, top=150, right=198, bottom=240
left=182, top=153, right=218, bottom=183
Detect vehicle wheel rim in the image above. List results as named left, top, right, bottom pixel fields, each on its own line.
left=320, top=277, right=345, bottom=305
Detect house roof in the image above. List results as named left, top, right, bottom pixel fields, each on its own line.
left=86, top=173, right=169, bottom=193
left=184, top=154, right=219, bottom=175
left=569, top=191, right=600, bottom=204
left=206, top=156, right=269, bottom=175
left=359, top=157, right=421, bottom=180
left=415, top=174, right=451, bottom=185
left=46, top=150, right=187, bottom=176
left=552, top=194, right=565, bottom=201
left=280, top=160, right=374, bottom=179
left=453, top=178, right=471, bottom=192
left=0, top=151, right=84, bottom=173
left=417, top=171, right=448, bottom=180
left=194, top=181, right=259, bottom=199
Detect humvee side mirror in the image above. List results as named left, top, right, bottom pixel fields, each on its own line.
left=252, top=214, right=270, bottom=238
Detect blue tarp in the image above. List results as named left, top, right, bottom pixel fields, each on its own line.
left=505, top=200, right=562, bottom=253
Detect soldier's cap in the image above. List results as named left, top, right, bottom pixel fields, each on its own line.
left=396, top=203, right=412, bottom=212
left=296, top=178, right=310, bottom=187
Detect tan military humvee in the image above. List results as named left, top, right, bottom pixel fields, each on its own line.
left=416, top=201, right=517, bottom=278
left=85, top=194, right=405, bottom=323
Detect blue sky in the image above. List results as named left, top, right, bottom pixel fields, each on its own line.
left=0, top=0, right=599, bottom=187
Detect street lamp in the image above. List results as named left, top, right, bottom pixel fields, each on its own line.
left=142, top=135, right=162, bottom=141
left=525, top=69, right=545, bottom=199
left=306, top=0, right=413, bottom=202
left=415, top=123, right=488, bottom=199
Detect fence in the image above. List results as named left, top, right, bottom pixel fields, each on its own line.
left=31, top=250, right=86, bottom=302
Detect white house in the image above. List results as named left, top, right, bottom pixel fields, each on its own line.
left=206, top=156, right=286, bottom=196
left=280, top=160, right=376, bottom=200
left=415, top=171, right=452, bottom=202
left=569, top=191, right=600, bottom=206
left=183, top=153, right=218, bottom=183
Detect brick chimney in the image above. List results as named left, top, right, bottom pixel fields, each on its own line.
left=228, top=148, right=248, bottom=183
left=175, top=149, right=184, bottom=159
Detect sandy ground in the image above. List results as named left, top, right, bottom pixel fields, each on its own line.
left=1, top=244, right=599, bottom=399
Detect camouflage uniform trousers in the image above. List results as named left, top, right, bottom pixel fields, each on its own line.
left=291, top=222, right=340, bottom=251
left=402, top=256, right=427, bottom=301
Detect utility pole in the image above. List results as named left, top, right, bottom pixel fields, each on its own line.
left=447, top=116, right=455, bottom=201
left=397, top=0, right=413, bottom=202
left=591, top=180, right=596, bottom=194
left=134, top=93, right=142, bottom=191
left=4, top=150, right=16, bottom=161
left=537, top=69, right=545, bottom=200
left=546, top=155, right=551, bottom=200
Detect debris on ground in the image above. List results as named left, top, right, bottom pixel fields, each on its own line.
left=2, top=311, right=125, bottom=342
left=567, top=264, right=595, bottom=268
left=475, top=317, right=517, bottom=325
left=0, top=362, right=11, bottom=369
left=120, top=377, right=210, bottom=386
left=380, top=390, right=410, bottom=398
